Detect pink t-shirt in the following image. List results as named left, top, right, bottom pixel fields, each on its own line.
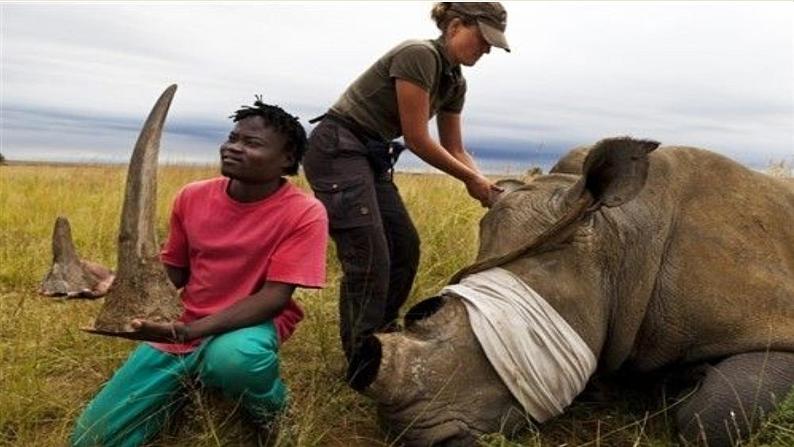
left=152, top=177, right=328, bottom=354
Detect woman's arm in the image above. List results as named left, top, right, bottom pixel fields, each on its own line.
left=397, top=79, right=474, bottom=180
left=396, top=79, right=499, bottom=206
left=437, top=111, right=479, bottom=172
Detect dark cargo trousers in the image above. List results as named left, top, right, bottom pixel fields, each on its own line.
left=304, top=119, right=420, bottom=363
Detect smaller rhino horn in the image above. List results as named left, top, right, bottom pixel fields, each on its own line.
left=40, top=216, right=100, bottom=298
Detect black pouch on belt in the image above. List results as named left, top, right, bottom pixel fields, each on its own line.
left=311, top=112, right=407, bottom=176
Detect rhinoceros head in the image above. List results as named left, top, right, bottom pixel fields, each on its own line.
left=353, top=137, right=660, bottom=445
left=349, top=296, right=526, bottom=445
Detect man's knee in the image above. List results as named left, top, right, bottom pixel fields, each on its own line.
left=201, top=326, right=281, bottom=392
left=200, top=327, right=288, bottom=418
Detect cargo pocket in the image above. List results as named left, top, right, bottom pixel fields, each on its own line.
left=312, top=176, right=376, bottom=230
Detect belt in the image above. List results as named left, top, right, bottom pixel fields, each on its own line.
left=309, top=111, right=406, bottom=180
left=309, top=111, right=383, bottom=145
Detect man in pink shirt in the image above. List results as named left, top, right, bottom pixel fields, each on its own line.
left=72, top=99, right=328, bottom=447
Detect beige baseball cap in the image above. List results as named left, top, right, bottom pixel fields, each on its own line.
left=449, top=2, right=510, bottom=52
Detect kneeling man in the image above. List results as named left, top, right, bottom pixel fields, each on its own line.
left=72, top=99, right=328, bottom=446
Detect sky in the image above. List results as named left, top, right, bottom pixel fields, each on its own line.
left=1, top=1, right=792, bottom=173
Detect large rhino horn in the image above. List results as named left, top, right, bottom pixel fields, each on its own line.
left=40, top=216, right=110, bottom=298
left=84, top=85, right=183, bottom=336
left=117, top=84, right=177, bottom=274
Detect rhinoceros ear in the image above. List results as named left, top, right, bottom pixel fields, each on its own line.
left=570, top=137, right=659, bottom=208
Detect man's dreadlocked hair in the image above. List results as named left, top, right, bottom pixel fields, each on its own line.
left=230, top=96, right=307, bottom=176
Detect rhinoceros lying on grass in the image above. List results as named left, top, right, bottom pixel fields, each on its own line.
left=350, top=138, right=794, bottom=446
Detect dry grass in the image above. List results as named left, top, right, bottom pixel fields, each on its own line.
left=766, top=160, right=793, bottom=178
left=1, top=162, right=792, bottom=446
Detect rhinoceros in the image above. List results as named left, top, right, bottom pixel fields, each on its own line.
left=348, top=137, right=794, bottom=446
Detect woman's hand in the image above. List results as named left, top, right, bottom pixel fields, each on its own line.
left=465, top=174, right=504, bottom=208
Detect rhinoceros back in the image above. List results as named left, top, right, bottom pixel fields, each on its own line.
left=623, top=147, right=794, bottom=371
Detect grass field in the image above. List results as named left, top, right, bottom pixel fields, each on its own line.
left=1, top=162, right=792, bottom=446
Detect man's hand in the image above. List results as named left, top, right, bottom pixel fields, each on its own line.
left=128, top=319, right=191, bottom=343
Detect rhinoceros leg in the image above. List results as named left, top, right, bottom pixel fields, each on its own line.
left=675, top=351, right=794, bottom=446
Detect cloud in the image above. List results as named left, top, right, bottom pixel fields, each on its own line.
left=1, top=1, right=791, bottom=170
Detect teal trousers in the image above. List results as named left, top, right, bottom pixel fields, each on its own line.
left=71, top=322, right=286, bottom=447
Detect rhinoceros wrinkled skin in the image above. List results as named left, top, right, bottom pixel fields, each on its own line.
left=353, top=137, right=794, bottom=446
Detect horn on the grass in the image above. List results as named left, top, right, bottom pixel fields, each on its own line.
left=40, top=216, right=100, bottom=297
left=84, top=84, right=183, bottom=336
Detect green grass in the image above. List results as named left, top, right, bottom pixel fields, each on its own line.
left=1, top=163, right=792, bottom=446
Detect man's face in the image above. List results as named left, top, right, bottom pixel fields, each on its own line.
left=219, top=116, right=293, bottom=184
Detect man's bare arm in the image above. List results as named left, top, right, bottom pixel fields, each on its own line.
left=131, top=281, right=295, bottom=343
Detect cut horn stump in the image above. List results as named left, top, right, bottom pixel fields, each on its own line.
left=40, top=216, right=110, bottom=298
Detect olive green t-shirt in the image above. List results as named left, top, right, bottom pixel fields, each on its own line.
left=330, top=38, right=467, bottom=141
